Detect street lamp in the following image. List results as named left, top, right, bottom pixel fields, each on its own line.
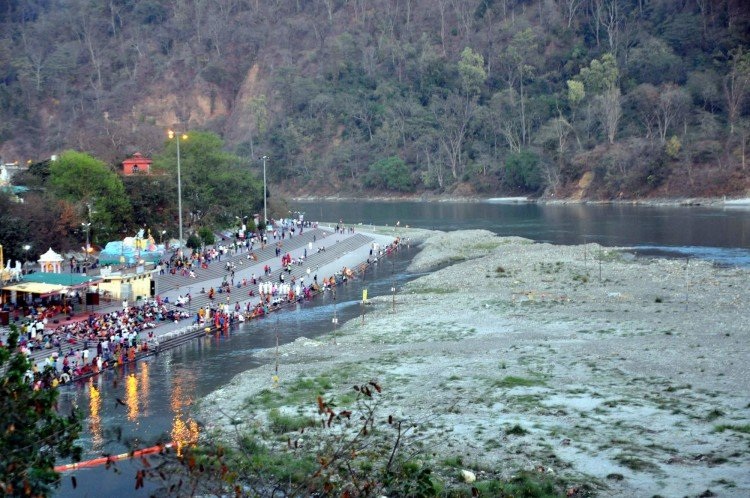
left=82, top=222, right=91, bottom=267
left=262, top=155, right=268, bottom=226
left=22, top=244, right=30, bottom=274
left=168, top=129, right=188, bottom=251
left=160, top=230, right=167, bottom=246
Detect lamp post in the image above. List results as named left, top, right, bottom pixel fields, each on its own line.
left=22, top=244, right=30, bottom=274
left=391, top=259, right=396, bottom=312
left=169, top=129, right=187, bottom=251
left=331, top=288, right=338, bottom=345
left=262, top=155, right=268, bottom=226
left=82, top=222, right=91, bottom=268
left=160, top=230, right=166, bottom=246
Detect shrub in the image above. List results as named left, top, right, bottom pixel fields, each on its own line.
left=198, top=226, right=215, bottom=246
left=505, top=150, right=543, bottom=192
left=364, top=156, right=414, bottom=192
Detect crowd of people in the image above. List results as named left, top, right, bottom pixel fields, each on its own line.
left=1, top=222, right=405, bottom=392
left=3, top=297, right=199, bottom=388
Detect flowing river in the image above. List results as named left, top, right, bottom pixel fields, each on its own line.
left=55, top=201, right=750, bottom=496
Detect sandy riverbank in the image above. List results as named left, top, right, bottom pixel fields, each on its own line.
left=289, top=194, right=750, bottom=208
left=198, top=228, right=749, bottom=497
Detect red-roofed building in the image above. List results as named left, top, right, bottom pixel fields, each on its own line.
left=122, top=153, right=152, bottom=175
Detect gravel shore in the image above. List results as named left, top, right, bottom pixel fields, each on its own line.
left=198, top=228, right=750, bottom=497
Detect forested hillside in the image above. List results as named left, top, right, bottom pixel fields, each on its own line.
left=1, top=0, right=749, bottom=199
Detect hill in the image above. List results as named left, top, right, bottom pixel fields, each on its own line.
left=1, top=0, right=749, bottom=200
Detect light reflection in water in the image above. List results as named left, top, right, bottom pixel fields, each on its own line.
left=88, top=382, right=103, bottom=450
left=171, top=416, right=199, bottom=456
left=138, top=362, right=150, bottom=416
left=170, top=368, right=199, bottom=455
left=170, top=368, right=195, bottom=413
left=126, top=373, right=139, bottom=421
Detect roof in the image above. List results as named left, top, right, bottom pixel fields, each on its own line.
left=39, top=247, right=63, bottom=262
left=122, top=152, right=153, bottom=165
left=22, top=273, right=101, bottom=287
left=1, top=282, right=67, bottom=297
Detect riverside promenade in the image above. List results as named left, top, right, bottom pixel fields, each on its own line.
left=3, top=224, right=399, bottom=375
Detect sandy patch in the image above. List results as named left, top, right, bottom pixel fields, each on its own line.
left=199, top=229, right=750, bottom=496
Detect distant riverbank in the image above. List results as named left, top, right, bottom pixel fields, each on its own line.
left=288, top=193, right=750, bottom=208
left=198, top=227, right=750, bottom=496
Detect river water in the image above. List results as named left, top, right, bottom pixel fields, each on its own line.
left=55, top=201, right=750, bottom=496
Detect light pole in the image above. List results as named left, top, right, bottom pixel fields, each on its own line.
left=331, top=288, right=338, bottom=344
left=22, top=244, right=30, bottom=274
left=169, top=129, right=187, bottom=251
left=262, top=155, right=268, bottom=226
left=82, top=222, right=91, bottom=268
left=391, top=260, right=396, bottom=312
left=160, top=230, right=166, bottom=246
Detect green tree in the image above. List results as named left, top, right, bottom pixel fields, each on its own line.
left=48, top=151, right=133, bottom=244
left=578, top=53, right=621, bottom=144
left=0, top=327, right=82, bottom=496
left=186, top=233, right=202, bottom=250
left=122, top=174, right=176, bottom=231
left=364, top=156, right=414, bottom=192
left=153, top=131, right=263, bottom=230
left=458, top=47, right=486, bottom=97
left=505, top=150, right=542, bottom=192
left=198, top=226, right=215, bottom=246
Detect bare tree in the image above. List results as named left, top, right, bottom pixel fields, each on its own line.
left=724, top=48, right=750, bottom=134
left=431, top=92, right=475, bottom=179
left=655, top=84, right=690, bottom=143
left=562, top=0, right=584, bottom=28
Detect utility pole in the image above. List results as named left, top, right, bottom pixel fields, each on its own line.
left=391, top=260, right=396, bottom=312
left=262, top=155, right=268, bottom=226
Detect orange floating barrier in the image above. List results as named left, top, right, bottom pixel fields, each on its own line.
left=54, top=442, right=174, bottom=472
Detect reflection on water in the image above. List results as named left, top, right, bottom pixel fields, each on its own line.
left=171, top=416, right=199, bottom=456
left=88, top=384, right=102, bottom=451
left=126, top=374, right=139, bottom=421
left=140, top=362, right=150, bottom=417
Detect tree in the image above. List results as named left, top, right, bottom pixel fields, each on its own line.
left=153, top=131, right=263, bottom=230
left=505, top=150, right=543, bottom=192
left=364, top=156, right=414, bottom=192
left=186, top=233, right=202, bottom=250
left=0, top=327, right=82, bottom=496
left=655, top=84, right=690, bottom=144
left=457, top=47, right=486, bottom=98
left=48, top=151, right=133, bottom=244
left=579, top=53, right=621, bottom=144
left=431, top=92, right=475, bottom=180
left=198, top=226, right=215, bottom=246
left=724, top=47, right=750, bottom=134
left=499, top=28, right=539, bottom=149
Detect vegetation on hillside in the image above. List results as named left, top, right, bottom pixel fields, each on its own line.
left=0, top=1, right=748, bottom=199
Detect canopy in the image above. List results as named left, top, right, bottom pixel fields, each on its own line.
left=21, top=272, right=100, bottom=288
left=39, top=247, right=64, bottom=262
left=2, top=282, right=67, bottom=297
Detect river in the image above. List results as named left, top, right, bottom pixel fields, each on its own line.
left=55, top=201, right=750, bottom=496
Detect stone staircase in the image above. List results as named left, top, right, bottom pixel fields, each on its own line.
left=176, top=232, right=373, bottom=313
left=153, top=228, right=328, bottom=295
